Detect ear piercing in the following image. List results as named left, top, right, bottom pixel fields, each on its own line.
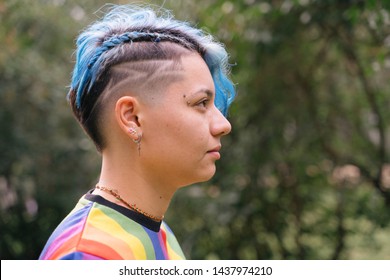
left=129, top=127, right=137, bottom=135
left=129, top=127, right=142, bottom=155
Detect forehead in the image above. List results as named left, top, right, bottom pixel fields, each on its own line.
left=164, top=53, right=214, bottom=98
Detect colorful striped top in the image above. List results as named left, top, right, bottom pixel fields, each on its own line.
left=39, top=192, right=185, bottom=260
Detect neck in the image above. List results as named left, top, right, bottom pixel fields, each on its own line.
left=95, top=149, right=174, bottom=221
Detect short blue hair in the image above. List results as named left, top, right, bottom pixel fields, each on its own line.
left=68, top=4, right=236, bottom=149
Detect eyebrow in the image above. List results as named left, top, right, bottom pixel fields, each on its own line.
left=188, top=88, right=214, bottom=98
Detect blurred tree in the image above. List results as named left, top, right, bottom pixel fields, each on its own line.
left=2, top=0, right=390, bottom=260
left=169, top=0, right=390, bottom=259
left=0, top=0, right=105, bottom=259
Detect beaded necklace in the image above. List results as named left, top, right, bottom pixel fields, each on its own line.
left=95, top=185, right=164, bottom=222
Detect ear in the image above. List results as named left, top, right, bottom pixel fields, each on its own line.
left=115, top=96, right=142, bottom=141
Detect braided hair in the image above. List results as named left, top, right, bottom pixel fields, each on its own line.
left=68, top=4, right=235, bottom=151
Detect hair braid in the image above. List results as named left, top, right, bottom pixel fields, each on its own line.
left=87, top=31, right=196, bottom=70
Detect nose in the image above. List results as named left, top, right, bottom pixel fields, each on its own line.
left=210, top=106, right=232, bottom=137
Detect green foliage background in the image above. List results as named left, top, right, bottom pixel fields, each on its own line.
left=2, top=0, right=390, bottom=259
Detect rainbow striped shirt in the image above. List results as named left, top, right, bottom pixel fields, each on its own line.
left=39, top=192, right=185, bottom=260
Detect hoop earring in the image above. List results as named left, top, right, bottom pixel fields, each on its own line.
left=129, top=127, right=142, bottom=156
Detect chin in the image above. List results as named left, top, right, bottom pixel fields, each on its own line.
left=177, top=166, right=217, bottom=187
left=194, top=168, right=217, bottom=184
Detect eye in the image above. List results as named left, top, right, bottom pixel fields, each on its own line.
left=196, top=98, right=210, bottom=108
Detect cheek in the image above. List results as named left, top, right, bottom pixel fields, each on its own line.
left=161, top=121, right=209, bottom=162
left=173, top=119, right=208, bottom=148
left=144, top=107, right=210, bottom=156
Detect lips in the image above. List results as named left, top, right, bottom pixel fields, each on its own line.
left=207, top=145, right=221, bottom=159
left=208, top=145, right=221, bottom=153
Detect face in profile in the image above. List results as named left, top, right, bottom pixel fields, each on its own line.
left=138, top=53, right=232, bottom=189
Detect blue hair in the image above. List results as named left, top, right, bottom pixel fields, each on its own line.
left=70, top=4, right=235, bottom=117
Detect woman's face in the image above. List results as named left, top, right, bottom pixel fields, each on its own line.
left=138, top=53, right=232, bottom=189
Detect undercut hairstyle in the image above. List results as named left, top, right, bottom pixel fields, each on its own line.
left=68, top=4, right=236, bottom=151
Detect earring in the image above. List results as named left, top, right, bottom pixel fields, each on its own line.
left=129, top=127, right=142, bottom=155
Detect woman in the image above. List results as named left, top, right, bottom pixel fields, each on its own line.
left=39, top=4, right=235, bottom=260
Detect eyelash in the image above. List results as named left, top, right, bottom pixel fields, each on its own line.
left=196, top=98, right=209, bottom=108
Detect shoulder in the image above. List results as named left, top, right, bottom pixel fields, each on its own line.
left=40, top=197, right=137, bottom=260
